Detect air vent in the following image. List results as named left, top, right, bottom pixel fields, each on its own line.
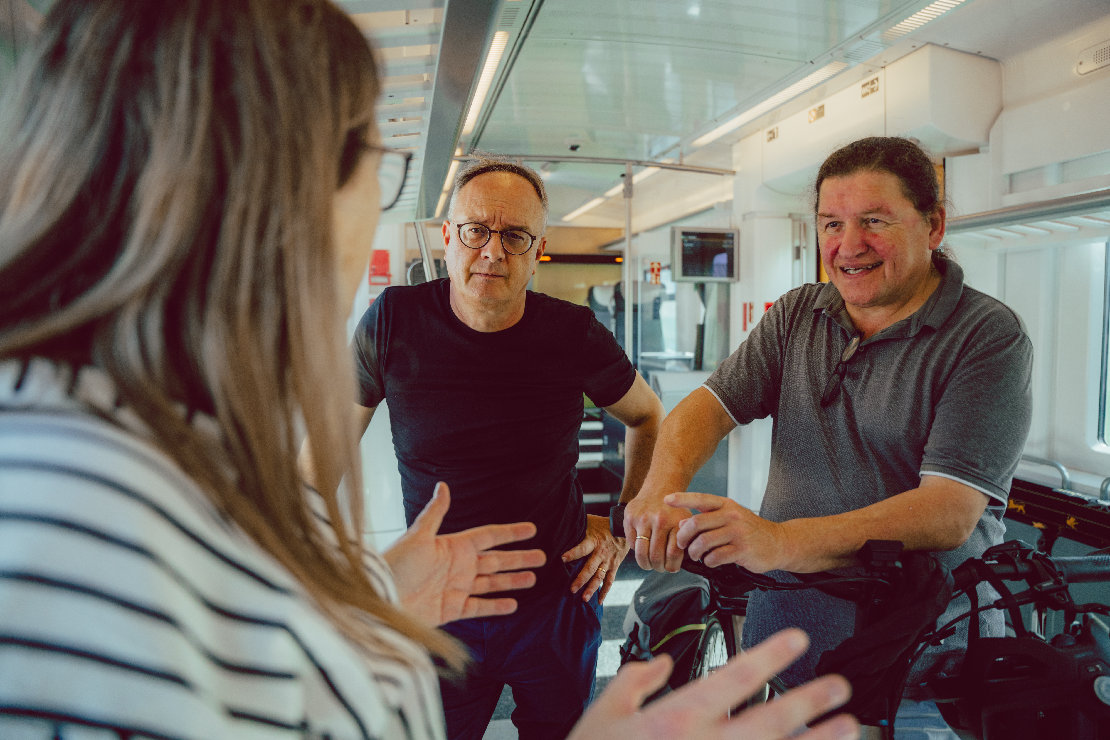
left=499, top=5, right=521, bottom=27
left=1077, top=40, right=1110, bottom=76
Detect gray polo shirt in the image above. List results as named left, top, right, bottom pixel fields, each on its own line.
left=704, top=259, right=1033, bottom=686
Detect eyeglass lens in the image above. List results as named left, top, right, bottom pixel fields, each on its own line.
left=457, top=223, right=535, bottom=255
left=377, top=150, right=410, bottom=210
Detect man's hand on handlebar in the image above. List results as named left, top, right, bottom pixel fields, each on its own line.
left=670, top=491, right=789, bottom=574
left=623, top=492, right=690, bottom=572
left=567, top=628, right=859, bottom=740
left=620, top=491, right=791, bottom=574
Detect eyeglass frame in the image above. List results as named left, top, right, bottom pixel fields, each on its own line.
left=360, top=143, right=412, bottom=211
left=451, top=221, right=541, bottom=256
left=820, top=334, right=861, bottom=407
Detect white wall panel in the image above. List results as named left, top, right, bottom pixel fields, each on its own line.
left=1050, top=242, right=1109, bottom=479
left=761, top=71, right=887, bottom=194
left=953, top=241, right=1003, bottom=300
left=725, top=132, right=808, bottom=510
left=1001, top=249, right=1058, bottom=455
left=998, top=73, right=1110, bottom=178
left=885, top=45, right=1002, bottom=155
left=361, top=401, right=406, bottom=551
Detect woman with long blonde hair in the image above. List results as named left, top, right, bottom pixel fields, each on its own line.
left=0, top=1, right=858, bottom=738
left=0, top=1, right=542, bottom=735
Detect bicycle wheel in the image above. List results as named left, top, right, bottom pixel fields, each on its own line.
left=690, top=613, right=735, bottom=679
left=689, top=614, right=768, bottom=712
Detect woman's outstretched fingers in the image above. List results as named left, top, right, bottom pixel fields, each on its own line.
left=652, top=627, right=859, bottom=740
left=565, top=628, right=859, bottom=740
left=653, top=627, right=811, bottom=717
left=725, top=674, right=854, bottom=739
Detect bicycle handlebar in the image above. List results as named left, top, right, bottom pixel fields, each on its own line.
left=611, top=502, right=1110, bottom=592
left=952, top=551, right=1110, bottom=589
left=1052, top=554, right=1110, bottom=581
left=920, top=541, right=1110, bottom=739
left=608, top=503, right=898, bottom=598
left=612, top=502, right=1110, bottom=736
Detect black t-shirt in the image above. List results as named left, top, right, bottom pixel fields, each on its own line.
left=353, top=279, right=636, bottom=596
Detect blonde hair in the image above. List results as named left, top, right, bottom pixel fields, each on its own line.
left=0, top=0, right=463, bottom=669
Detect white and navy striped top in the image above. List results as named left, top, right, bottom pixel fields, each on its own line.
left=0, top=359, right=445, bottom=739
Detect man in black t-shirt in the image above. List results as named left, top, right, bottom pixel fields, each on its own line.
left=348, top=156, right=663, bottom=740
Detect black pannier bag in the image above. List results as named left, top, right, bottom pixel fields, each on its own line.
left=619, top=568, right=711, bottom=699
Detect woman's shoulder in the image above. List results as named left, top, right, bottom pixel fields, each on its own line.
left=0, top=360, right=443, bottom=739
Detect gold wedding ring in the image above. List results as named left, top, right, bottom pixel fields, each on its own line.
left=636, top=535, right=650, bottom=541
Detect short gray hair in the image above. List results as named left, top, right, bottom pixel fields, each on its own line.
left=448, top=153, right=548, bottom=230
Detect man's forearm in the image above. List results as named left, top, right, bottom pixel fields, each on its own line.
left=775, top=476, right=990, bottom=572
left=603, top=373, right=664, bottom=506
left=634, top=387, right=735, bottom=503
left=617, top=419, right=659, bottom=504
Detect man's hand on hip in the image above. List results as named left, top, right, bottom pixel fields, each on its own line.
left=562, top=514, right=629, bottom=604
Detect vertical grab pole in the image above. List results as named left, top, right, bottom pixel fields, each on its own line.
left=413, top=221, right=435, bottom=283
left=622, top=163, right=634, bottom=362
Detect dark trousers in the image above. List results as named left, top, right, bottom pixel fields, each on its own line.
left=439, top=585, right=602, bottom=740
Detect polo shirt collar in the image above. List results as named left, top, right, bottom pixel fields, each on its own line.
left=813, top=256, right=965, bottom=339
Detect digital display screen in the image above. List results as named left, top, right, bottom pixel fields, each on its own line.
left=672, top=227, right=738, bottom=282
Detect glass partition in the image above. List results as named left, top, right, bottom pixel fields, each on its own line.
left=616, top=256, right=731, bottom=376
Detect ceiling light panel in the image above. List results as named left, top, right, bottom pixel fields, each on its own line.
left=462, top=31, right=510, bottom=135
left=882, top=0, right=969, bottom=41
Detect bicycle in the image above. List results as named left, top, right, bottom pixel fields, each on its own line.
left=610, top=504, right=918, bottom=712
left=912, top=539, right=1110, bottom=738
left=610, top=503, right=1110, bottom=739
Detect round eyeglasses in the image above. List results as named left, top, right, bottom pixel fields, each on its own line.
left=361, top=144, right=412, bottom=210
left=454, top=222, right=539, bottom=255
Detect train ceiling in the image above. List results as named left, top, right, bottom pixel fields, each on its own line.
left=5, top=1, right=1104, bottom=231
left=340, top=0, right=1106, bottom=232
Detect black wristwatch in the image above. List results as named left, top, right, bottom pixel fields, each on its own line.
left=609, top=503, right=627, bottom=537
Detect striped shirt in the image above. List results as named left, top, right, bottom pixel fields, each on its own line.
left=0, top=359, right=445, bottom=739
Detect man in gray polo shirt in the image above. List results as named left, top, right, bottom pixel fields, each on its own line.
left=624, top=137, right=1033, bottom=707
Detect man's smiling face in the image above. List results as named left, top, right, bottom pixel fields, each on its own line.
left=816, top=169, right=944, bottom=325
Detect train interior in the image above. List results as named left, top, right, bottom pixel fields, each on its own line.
left=337, top=1, right=1110, bottom=732
left=3, top=0, right=1109, bottom=736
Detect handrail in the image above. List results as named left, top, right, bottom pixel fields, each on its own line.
left=1019, top=454, right=1072, bottom=491
left=946, top=187, right=1110, bottom=234
left=1101, top=477, right=1110, bottom=503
